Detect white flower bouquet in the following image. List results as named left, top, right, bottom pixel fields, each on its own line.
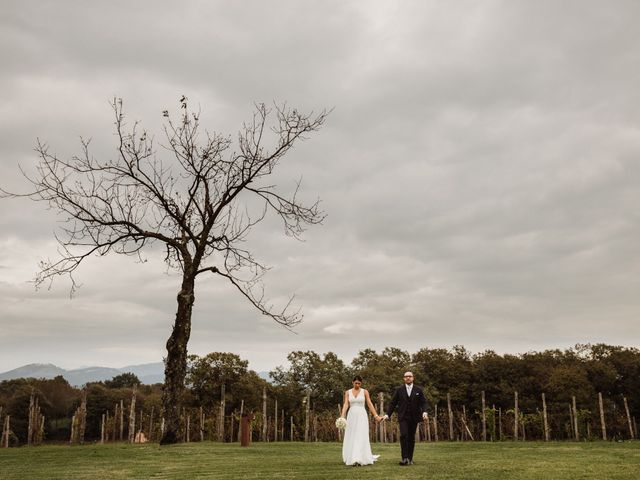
left=335, top=417, right=347, bottom=430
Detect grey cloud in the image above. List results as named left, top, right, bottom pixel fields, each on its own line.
left=1, top=0, right=640, bottom=373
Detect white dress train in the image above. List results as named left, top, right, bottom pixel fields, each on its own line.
left=342, top=389, right=379, bottom=466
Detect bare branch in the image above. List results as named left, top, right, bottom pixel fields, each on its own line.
left=3, top=97, right=327, bottom=326
left=199, top=266, right=301, bottom=330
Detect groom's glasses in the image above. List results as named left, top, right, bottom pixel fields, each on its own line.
left=403, top=375, right=413, bottom=378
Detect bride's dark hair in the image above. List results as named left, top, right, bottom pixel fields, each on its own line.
left=352, top=375, right=363, bottom=382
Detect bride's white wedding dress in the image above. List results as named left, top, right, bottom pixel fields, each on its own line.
left=342, top=389, right=379, bottom=466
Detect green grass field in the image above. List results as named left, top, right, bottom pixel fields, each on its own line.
left=1, top=441, right=639, bottom=479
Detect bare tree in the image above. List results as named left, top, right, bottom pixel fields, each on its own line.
left=2, top=97, right=327, bottom=444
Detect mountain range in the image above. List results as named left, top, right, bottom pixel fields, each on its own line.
left=0, top=363, right=271, bottom=386
left=0, top=362, right=165, bottom=386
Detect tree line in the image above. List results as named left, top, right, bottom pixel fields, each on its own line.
left=1, top=343, right=639, bottom=445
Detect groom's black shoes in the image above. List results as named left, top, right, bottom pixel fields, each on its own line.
left=399, top=458, right=409, bottom=465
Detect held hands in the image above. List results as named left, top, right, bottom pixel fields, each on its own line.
left=374, top=413, right=426, bottom=422
left=377, top=414, right=388, bottom=423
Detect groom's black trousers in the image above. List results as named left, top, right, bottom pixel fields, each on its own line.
left=399, top=418, right=419, bottom=461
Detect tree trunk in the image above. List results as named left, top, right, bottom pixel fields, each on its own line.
left=161, top=273, right=196, bottom=444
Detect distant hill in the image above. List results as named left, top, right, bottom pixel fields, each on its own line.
left=0, top=363, right=271, bottom=386
left=0, top=362, right=165, bottom=386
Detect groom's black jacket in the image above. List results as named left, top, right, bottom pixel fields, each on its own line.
left=386, top=385, right=428, bottom=423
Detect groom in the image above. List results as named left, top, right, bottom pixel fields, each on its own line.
left=381, top=371, right=428, bottom=466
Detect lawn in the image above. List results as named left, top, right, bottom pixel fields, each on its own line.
left=1, top=441, right=639, bottom=479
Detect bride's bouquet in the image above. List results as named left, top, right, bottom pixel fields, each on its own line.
left=335, top=417, right=347, bottom=430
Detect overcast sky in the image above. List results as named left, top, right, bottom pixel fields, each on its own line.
left=1, top=1, right=639, bottom=374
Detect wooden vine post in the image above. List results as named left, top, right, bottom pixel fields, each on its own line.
left=113, top=403, right=119, bottom=442
left=2, top=415, right=10, bottom=448
left=623, top=396, right=635, bottom=439
left=69, top=389, right=88, bottom=445
left=262, top=387, right=267, bottom=442
left=461, top=405, right=474, bottom=440
left=105, top=411, right=110, bottom=442
left=433, top=404, right=438, bottom=441
left=199, top=406, right=204, bottom=442
left=149, top=406, right=155, bottom=442
left=27, top=391, right=44, bottom=446
left=27, top=391, right=35, bottom=446
left=598, top=392, right=607, bottom=441
left=79, top=389, right=87, bottom=445
left=101, top=413, right=106, bottom=444
left=119, top=399, right=124, bottom=441
left=128, top=385, right=137, bottom=443
left=138, top=409, right=143, bottom=441
left=542, top=393, right=549, bottom=441
left=304, top=391, right=310, bottom=442
left=572, top=396, right=579, bottom=441
left=461, top=405, right=467, bottom=441
left=274, top=398, right=278, bottom=442
left=492, top=404, right=496, bottom=441
left=481, top=391, right=487, bottom=442
left=447, top=393, right=454, bottom=440
left=219, top=384, right=226, bottom=441
left=238, top=400, right=244, bottom=442
left=290, top=415, right=294, bottom=441
left=514, top=391, right=519, bottom=441
left=377, top=393, right=385, bottom=443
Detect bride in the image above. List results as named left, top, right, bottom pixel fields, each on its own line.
left=339, top=375, right=380, bottom=466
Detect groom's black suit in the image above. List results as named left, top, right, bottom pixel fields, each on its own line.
left=386, top=384, right=428, bottom=463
